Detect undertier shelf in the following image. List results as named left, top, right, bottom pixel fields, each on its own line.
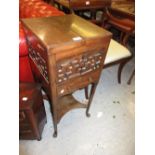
left=57, top=94, right=87, bottom=123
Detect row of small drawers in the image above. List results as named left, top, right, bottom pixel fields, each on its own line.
left=57, top=69, right=101, bottom=96
left=56, top=52, right=103, bottom=83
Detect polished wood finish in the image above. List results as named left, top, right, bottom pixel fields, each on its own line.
left=103, top=1, right=135, bottom=45
left=54, top=0, right=111, bottom=25
left=19, top=83, right=47, bottom=140
left=54, top=0, right=111, bottom=10
left=22, top=14, right=112, bottom=137
left=110, top=1, right=135, bottom=20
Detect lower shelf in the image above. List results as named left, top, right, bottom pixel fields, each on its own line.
left=57, top=94, right=87, bottom=123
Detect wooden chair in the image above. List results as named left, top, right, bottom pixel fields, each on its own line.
left=105, top=39, right=132, bottom=82
left=103, top=7, right=135, bottom=46
left=127, top=69, right=135, bottom=85
left=53, top=0, right=111, bottom=25
left=85, top=38, right=132, bottom=99
left=102, top=6, right=135, bottom=84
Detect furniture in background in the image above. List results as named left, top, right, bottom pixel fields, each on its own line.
left=127, top=69, right=134, bottom=84
left=104, top=39, right=132, bottom=83
left=53, top=0, right=112, bottom=25
left=19, top=82, right=47, bottom=140
left=103, top=0, right=135, bottom=83
left=103, top=0, right=135, bottom=45
left=85, top=38, right=132, bottom=98
left=110, top=0, right=135, bottom=21
left=22, top=14, right=112, bottom=137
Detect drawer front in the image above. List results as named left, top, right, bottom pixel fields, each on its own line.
left=57, top=69, right=100, bottom=96
left=56, top=51, right=104, bottom=84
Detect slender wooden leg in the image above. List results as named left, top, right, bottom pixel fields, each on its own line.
left=26, top=110, right=41, bottom=140
left=122, top=33, right=130, bottom=46
left=51, top=101, right=58, bottom=137
left=118, top=59, right=129, bottom=84
left=52, top=104, right=58, bottom=137
left=120, top=32, right=125, bottom=44
left=86, top=83, right=97, bottom=117
left=127, top=69, right=135, bottom=85
left=84, top=86, right=89, bottom=99
left=53, top=121, right=58, bottom=137
left=48, top=97, right=58, bottom=137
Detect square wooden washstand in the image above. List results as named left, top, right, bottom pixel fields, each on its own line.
left=21, top=14, right=112, bottom=137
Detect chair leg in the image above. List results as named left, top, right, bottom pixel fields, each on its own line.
left=84, top=86, right=89, bottom=99
left=120, top=32, right=125, bottom=43
left=118, top=59, right=130, bottom=83
left=122, top=33, right=130, bottom=46
left=120, top=32, right=131, bottom=46
left=127, top=69, right=135, bottom=85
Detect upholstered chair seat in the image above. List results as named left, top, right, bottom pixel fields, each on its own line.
left=85, top=39, right=132, bottom=99
left=104, top=39, right=132, bottom=83
left=105, top=39, right=132, bottom=65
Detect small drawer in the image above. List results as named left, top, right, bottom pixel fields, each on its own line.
left=57, top=70, right=100, bottom=96
left=56, top=51, right=104, bottom=84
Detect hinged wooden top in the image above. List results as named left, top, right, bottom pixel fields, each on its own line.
left=21, top=14, right=111, bottom=52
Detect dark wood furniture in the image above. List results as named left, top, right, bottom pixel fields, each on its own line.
left=127, top=69, right=134, bottom=85
left=22, top=14, right=112, bottom=137
left=110, top=1, right=135, bottom=20
left=54, top=0, right=111, bottom=25
left=19, top=83, right=47, bottom=140
left=104, top=39, right=132, bottom=83
left=103, top=1, right=135, bottom=45
left=107, top=1, right=135, bottom=82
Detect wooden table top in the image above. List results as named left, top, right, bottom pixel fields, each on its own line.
left=111, top=1, right=135, bottom=17
left=21, top=14, right=111, bottom=51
